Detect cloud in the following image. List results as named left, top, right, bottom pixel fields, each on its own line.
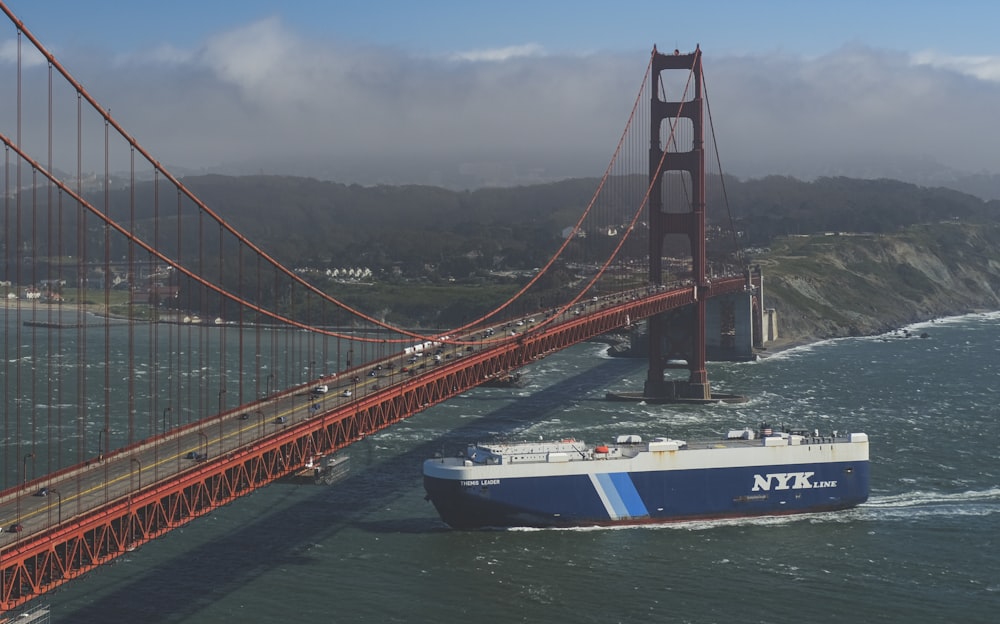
left=448, top=44, right=546, bottom=63
left=0, top=37, right=46, bottom=66
left=88, top=18, right=640, bottom=182
left=705, top=44, right=1000, bottom=178
left=124, top=43, right=195, bottom=67
left=198, top=17, right=313, bottom=96
left=4, top=20, right=1000, bottom=189
left=910, top=50, right=1000, bottom=82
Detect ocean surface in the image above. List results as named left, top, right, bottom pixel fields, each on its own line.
left=32, top=313, right=1000, bottom=623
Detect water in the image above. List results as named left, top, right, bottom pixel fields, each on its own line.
left=34, top=313, right=1000, bottom=623
left=0, top=306, right=364, bottom=486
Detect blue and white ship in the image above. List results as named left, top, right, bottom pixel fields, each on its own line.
left=423, top=423, right=869, bottom=528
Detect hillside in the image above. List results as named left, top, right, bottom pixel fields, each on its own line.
left=90, top=173, right=1000, bottom=334
left=756, top=222, right=1000, bottom=348
left=167, top=173, right=998, bottom=270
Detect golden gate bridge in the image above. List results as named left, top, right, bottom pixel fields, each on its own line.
left=0, top=4, right=764, bottom=611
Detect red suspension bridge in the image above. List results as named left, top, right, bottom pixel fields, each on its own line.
left=0, top=5, right=764, bottom=612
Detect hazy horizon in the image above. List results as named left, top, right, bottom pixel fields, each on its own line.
left=4, top=2, right=1000, bottom=192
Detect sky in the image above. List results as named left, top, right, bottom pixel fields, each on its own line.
left=3, top=0, right=1000, bottom=188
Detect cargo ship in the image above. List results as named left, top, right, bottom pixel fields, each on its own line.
left=423, top=423, right=869, bottom=529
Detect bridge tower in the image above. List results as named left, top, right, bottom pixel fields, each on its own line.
left=644, top=46, right=712, bottom=401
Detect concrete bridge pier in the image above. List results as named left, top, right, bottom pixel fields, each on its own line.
left=606, top=296, right=753, bottom=404
left=607, top=269, right=766, bottom=405
left=705, top=289, right=761, bottom=362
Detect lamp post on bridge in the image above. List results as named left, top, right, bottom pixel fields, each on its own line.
left=162, top=406, right=172, bottom=436
left=51, top=488, right=62, bottom=524
left=22, top=452, right=35, bottom=489
left=267, top=373, right=278, bottom=422
left=218, top=389, right=227, bottom=454
left=98, top=428, right=108, bottom=461
left=131, top=457, right=142, bottom=492
left=197, top=431, right=208, bottom=460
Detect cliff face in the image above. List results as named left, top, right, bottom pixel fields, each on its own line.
left=756, top=222, right=1000, bottom=347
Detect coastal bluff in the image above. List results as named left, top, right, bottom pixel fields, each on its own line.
left=757, top=221, right=1000, bottom=348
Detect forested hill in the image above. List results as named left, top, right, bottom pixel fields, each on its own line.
left=179, top=175, right=601, bottom=273
left=172, top=173, right=998, bottom=270
left=732, top=176, right=997, bottom=243
left=96, top=172, right=1000, bottom=332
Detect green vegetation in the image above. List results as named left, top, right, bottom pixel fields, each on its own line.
left=755, top=222, right=1000, bottom=344
left=61, top=288, right=131, bottom=307
left=333, top=281, right=523, bottom=328
left=11, top=173, right=997, bottom=333
left=174, top=175, right=603, bottom=274
left=88, top=173, right=996, bottom=276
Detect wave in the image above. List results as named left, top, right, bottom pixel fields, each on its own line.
left=33, top=403, right=78, bottom=410
left=863, top=487, right=1000, bottom=509
left=505, top=489, right=1000, bottom=533
left=752, top=337, right=852, bottom=361
left=588, top=343, right=619, bottom=360
left=901, top=310, right=1000, bottom=333
left=508, top=511, right=852, bottom=533
left=757, top=310, right=999, bottom=361
left=844, top=487, right=1000, bottom=522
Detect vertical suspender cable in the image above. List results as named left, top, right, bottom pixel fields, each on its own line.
left=43, top=56, right=57, bottom=480
left=102, top=110, right=111, bottom=499
left=128, top=146, right=136, bottom=445
left=75, top=90, right=86, bottom=518
left=200, top=211, right=207, bottom=416
left=152, top=169, right=160, bottom=476
left=237, top=239, right=245, bottom=406
left=255, top=253, right=262, bottom=402
left=14, top=28, right=24, bottom=495
left=273, top=259, right=280, bottom=394
left=29, top=169, right=38, bottom=469
left=3, top=144, right=9, bottom=490
left=177, top=189, right=187, bottom=425
left=218, top=221, right=226, bottom=416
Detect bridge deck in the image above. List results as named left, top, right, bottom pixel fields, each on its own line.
left=0, top=279, right=751, bottom=610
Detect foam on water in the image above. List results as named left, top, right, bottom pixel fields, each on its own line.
left=863, top=487, right=1000, bottom=509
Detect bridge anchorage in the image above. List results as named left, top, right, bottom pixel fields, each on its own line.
left=606, top=46, right=750, bottom=405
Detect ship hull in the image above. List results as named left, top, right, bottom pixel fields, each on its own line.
left=424, top=438, right=869, bottom=529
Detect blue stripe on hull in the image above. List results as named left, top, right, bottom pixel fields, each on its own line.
left=424, top=461, right=869, bottom=529
left=592, top=472, right=649, bottom=520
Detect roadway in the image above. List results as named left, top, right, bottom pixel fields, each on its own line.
left=0, top=290, right=629, bottom=546
left=0, top=281, right=702, bottom=552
